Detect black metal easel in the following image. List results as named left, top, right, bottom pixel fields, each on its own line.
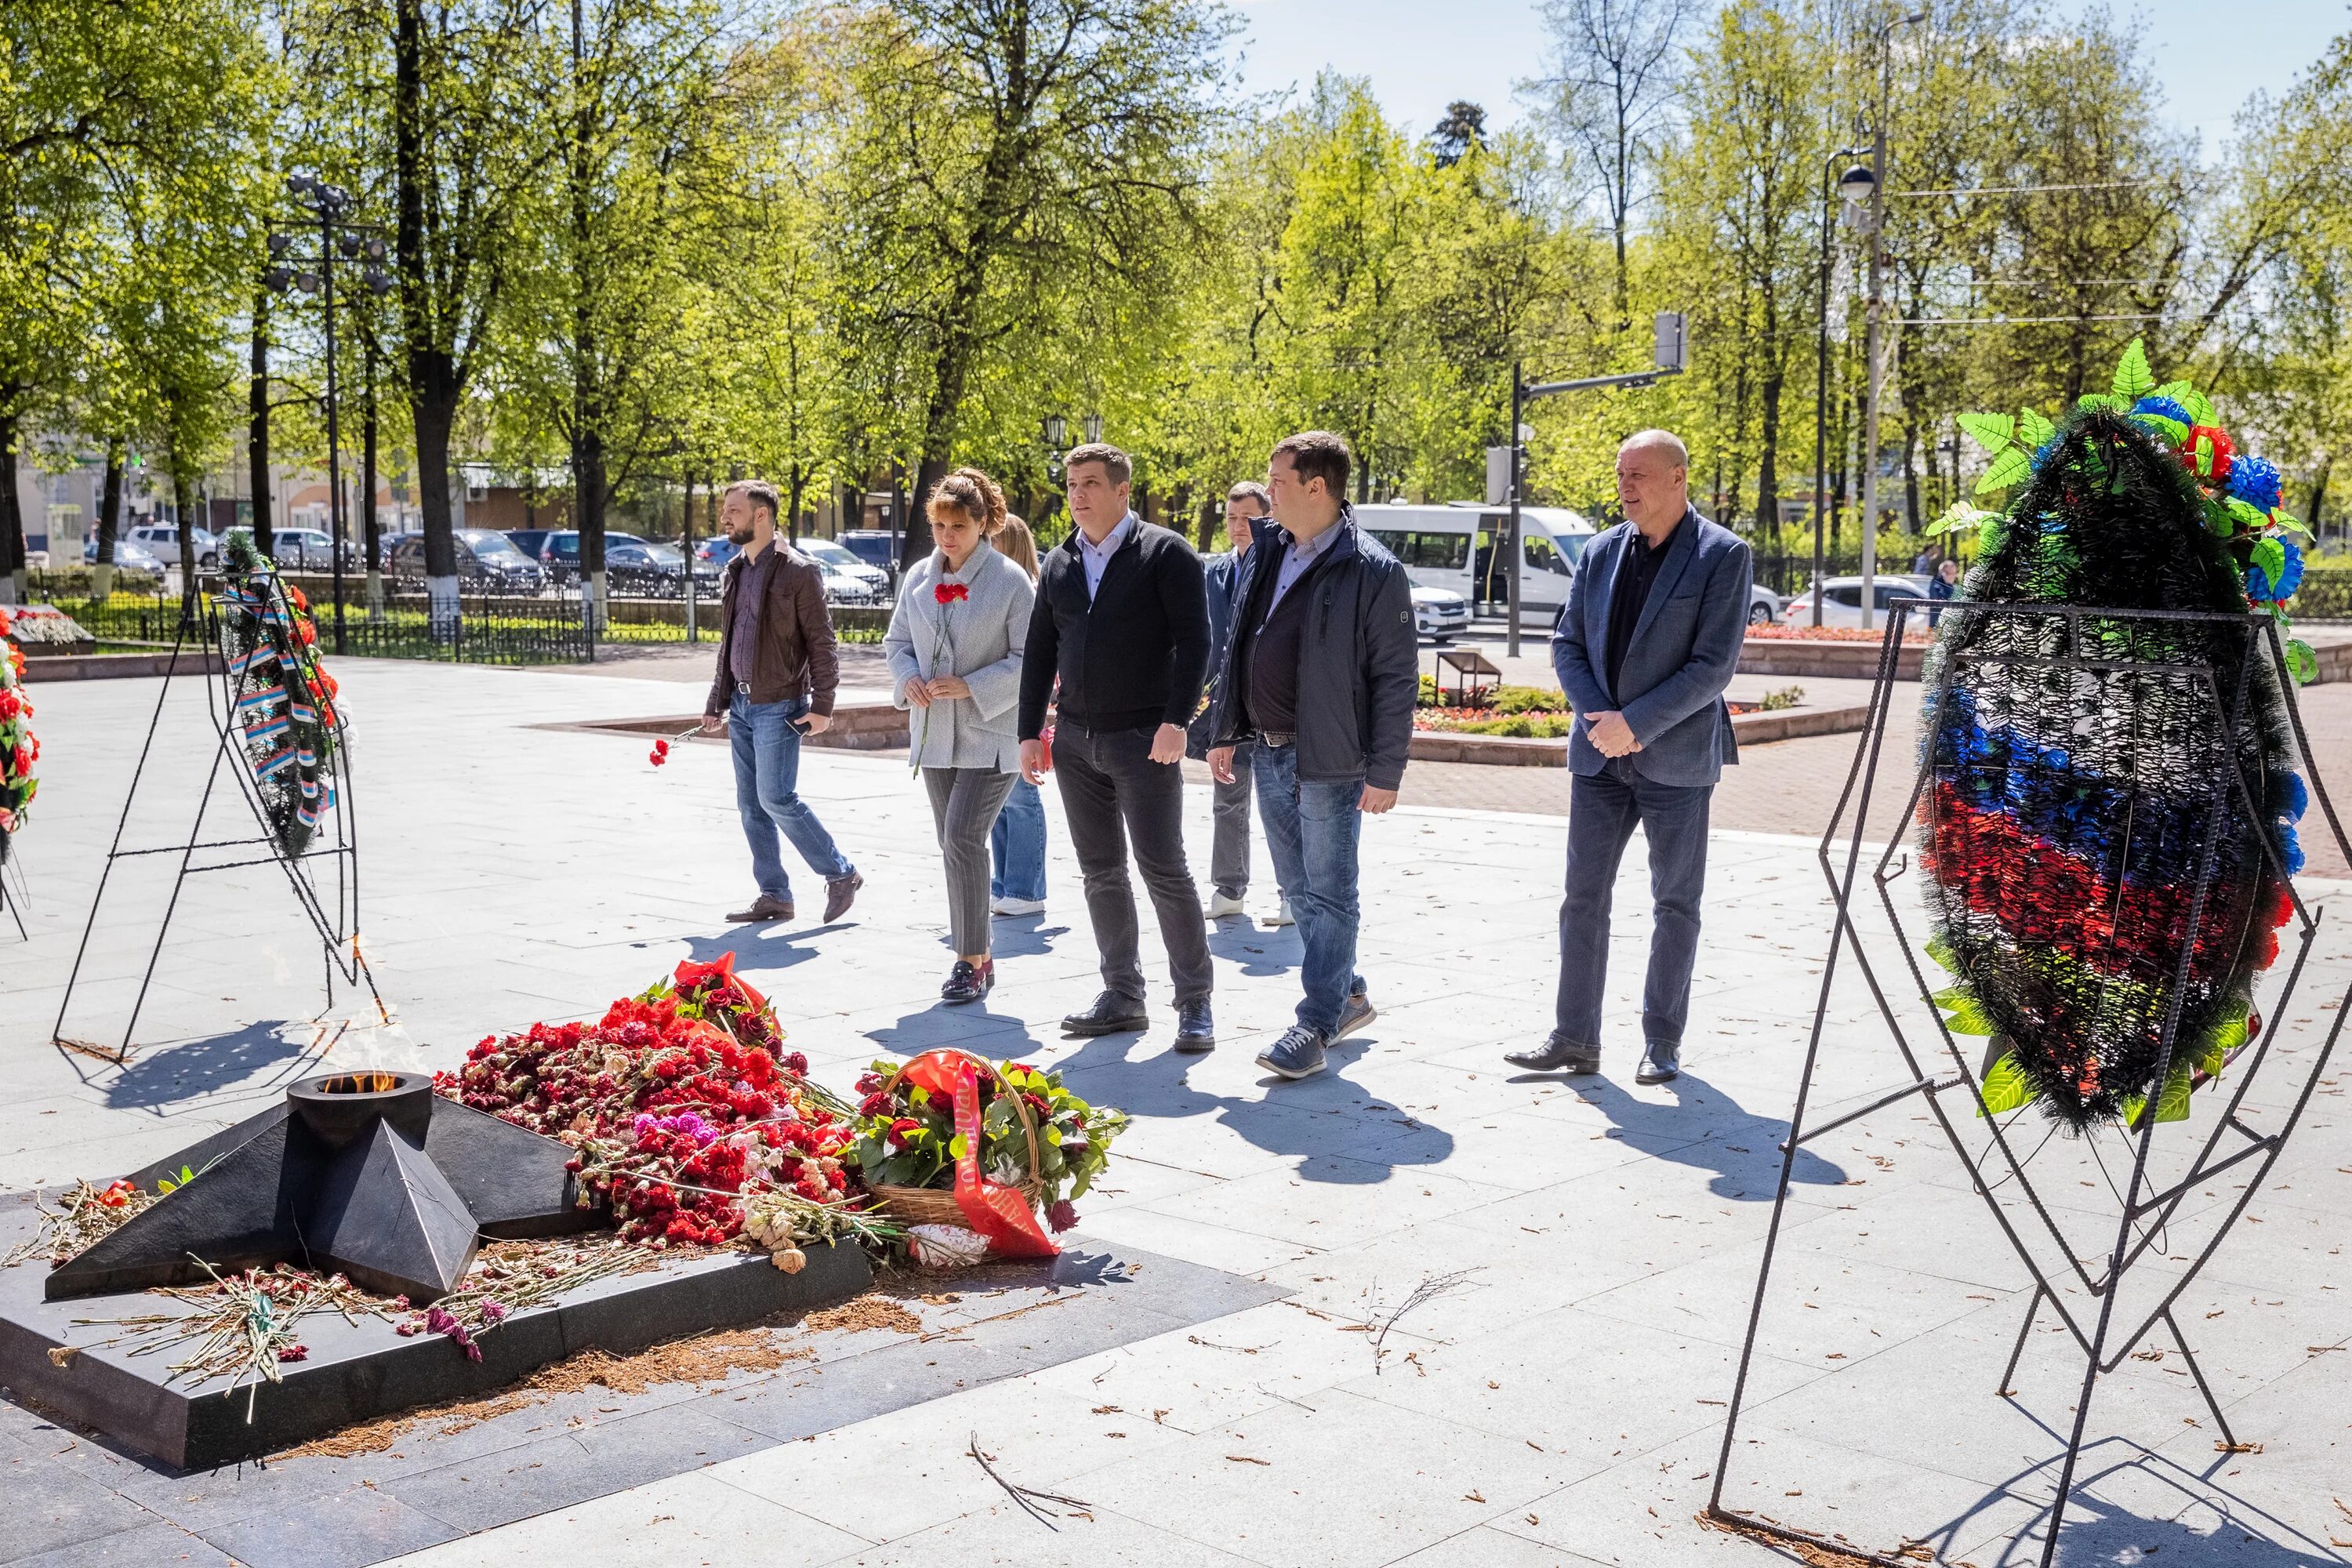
left=1705, top=600, right=2349, bottom=1567
left=0, top=836, right=25, bottom=941
left=50, top=597, right=382, bottom=1063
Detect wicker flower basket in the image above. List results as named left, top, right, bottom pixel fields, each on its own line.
left=866, top=1050, right=1047, bottom=1226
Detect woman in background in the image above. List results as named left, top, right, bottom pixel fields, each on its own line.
left=884, top=471, right=1034, bottom=1003
left=988, top=515, right=1049, bottom=916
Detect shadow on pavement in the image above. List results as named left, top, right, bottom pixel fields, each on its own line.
left=1054, top=1029, right=1457, bottom=1185
left=102, top=1020, right=317, bottom=1112
left=1559, top=1069, right=1848, bottom=1200
left=1922, top=1437, right=2345, bottom=1566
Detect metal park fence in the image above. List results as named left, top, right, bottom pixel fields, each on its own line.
left=23, top=570, right=887, bottom=667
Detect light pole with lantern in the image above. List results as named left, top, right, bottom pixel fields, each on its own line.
left=1040, top=412, right=1104, bottom=526
left=264, top=172, right=391, bottom=656
left=1812, top=148, right=1875, bottom=626
left=1856, top=9, right=1928, bottom=630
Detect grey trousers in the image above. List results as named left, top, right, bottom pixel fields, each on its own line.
left=1211, top=739, right=1255, bottom=898
left=924, top=766, right=1019, bottom=958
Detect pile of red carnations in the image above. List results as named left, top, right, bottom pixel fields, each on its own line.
left=436, top=953, right=855, bottom=1247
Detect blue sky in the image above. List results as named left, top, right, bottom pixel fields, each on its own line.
left=1228, top=0, right=2352, bottom=163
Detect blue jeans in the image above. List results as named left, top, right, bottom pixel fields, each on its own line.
left=1253, top=742, right=1365, bottom=1036
left=989, top=777, right=1047, bottom=902
left=1557, top=758, right=1711, bottom=1048
left=730, top=689, right=854, bottom=902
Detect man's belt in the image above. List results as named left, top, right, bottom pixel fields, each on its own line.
left=1259, top=731, right=1295, bottom=748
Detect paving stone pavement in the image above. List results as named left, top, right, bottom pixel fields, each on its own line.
left=0, top=658, right=2346, bottom=1567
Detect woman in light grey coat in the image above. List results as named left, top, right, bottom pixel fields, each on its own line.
left=884, top=467, right=1035, bottom=1004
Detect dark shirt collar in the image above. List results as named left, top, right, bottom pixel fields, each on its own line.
left=1628, top=508, right=1687, bottom=557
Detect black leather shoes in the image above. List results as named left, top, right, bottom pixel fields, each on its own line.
left=1504, top=1033, right=1601, bottom=1074
left=1636, top=1040, right=1682, bottom=1084
left=1173, top=999, right=1215, bottom=1053
left=1062, top=991, right=1149, bottom=1036
left=941, top=958, right=993, bottom=1005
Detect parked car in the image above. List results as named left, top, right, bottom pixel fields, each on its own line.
left=1779, top=574, right=1933, bottom=629
left=695, top=535, right=739, bottom=572
left=835, top=530, right=902, bottom=586
left=386, top=528, right=548, bottom=593
left=1365, top=504, right=1593, bottom=633
left=82, top=537, right=170, bottom=577
left=818, top=561, right=878, bottom=606
left=376, top=531, right=419, bottom=567
left=527, top=531, right=689, bottom=596
left=797, top=538, right=891, bottom=597
left=1411, top=583, right=1472, bottom=643
left=223, top=526, right=357, bottom=571
left=122, top=523, right=219, bottom=569
left=505, top=528, right=560, bottom=564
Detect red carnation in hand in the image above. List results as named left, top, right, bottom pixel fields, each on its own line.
left=649, top=739, right=670, bottom=767
left=934, top=582, right=969, bottom=604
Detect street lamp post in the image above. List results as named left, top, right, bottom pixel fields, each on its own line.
left=265, top=173, right=390, bottom=657
left=1857, top=9, right=1926, bottom=631
left=1813, top=151, right=1875, bottom=626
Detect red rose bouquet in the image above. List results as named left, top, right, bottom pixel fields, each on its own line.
left=437, top=954, right=866, bottom=1249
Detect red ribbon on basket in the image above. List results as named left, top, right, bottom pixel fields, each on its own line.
left=673, top=950, right=767, bottom=1011
left=898, top=1050, right=1058, bottom=1258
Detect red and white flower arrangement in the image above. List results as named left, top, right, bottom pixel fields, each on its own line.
left=437, top=953, right=859, bottom=1249
left=0, top=606, right=36, bottom=848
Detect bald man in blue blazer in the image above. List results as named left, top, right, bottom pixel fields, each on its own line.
left=1506, top=430, right=1750, bottom=1086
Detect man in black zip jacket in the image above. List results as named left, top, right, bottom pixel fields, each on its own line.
left=1207, top=431, right=1418, bottom=1081
left=1018, top=443, right=1217, bottom=1051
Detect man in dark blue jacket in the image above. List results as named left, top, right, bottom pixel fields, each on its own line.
left=1189, top=481, right=1276, bottom=922
left=1507, top=430, right=1748, bottom=1087
left=1208, top=432, right=1419, bottom=1080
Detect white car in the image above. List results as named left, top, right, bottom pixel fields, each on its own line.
left=1779, top=575, right=1934, bottom=628
left=799, top=539, right=891, bottom=597
left=1411, top=584, right=1471, bottom=642
left=818, top=562, right=877, bottom=606
left=122, top=523, right=219, bottom=568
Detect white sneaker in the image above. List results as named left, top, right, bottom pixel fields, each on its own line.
left=990, top=896, right=1046, bottom=916
left=1268, top=895, right=1296, bottom=927
left=1206, top=890, right=1248, bottom=919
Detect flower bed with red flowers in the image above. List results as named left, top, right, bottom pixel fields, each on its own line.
left=1742, top=622, right=1931, bottom=644
left=0, top=606, right=39, bottom=849
left=437, top=953, right=859, bottom=1250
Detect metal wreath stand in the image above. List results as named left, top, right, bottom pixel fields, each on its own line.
left=1704, top=598, right=2348, bottom=1567
left=50, top=593, right=383, bottom=1065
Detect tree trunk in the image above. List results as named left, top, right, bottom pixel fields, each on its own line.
left=577, top=429, right=607, bottom=626
left=249, top=295, right=274, bottom=557
left=1756, top=366, right=1784, bottom=532
left=172, top=463, right=200, bottom=626
left=1901, top=416, right=1921, bottom=533
left=0, top=409, right=24, bottom=601
left=2307, top=457, right=2331, bottom=541
left=396, top=0, right=459, bottom=633
left=363, top=368, right=384, bottom=615
left=93, top=438, right=125, bottom=597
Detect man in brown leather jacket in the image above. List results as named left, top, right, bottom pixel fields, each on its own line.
left=702, top=481, right=863, bottom=925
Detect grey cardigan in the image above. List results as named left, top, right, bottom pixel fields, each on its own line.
left=884, top=538, right=1035, bottom=771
